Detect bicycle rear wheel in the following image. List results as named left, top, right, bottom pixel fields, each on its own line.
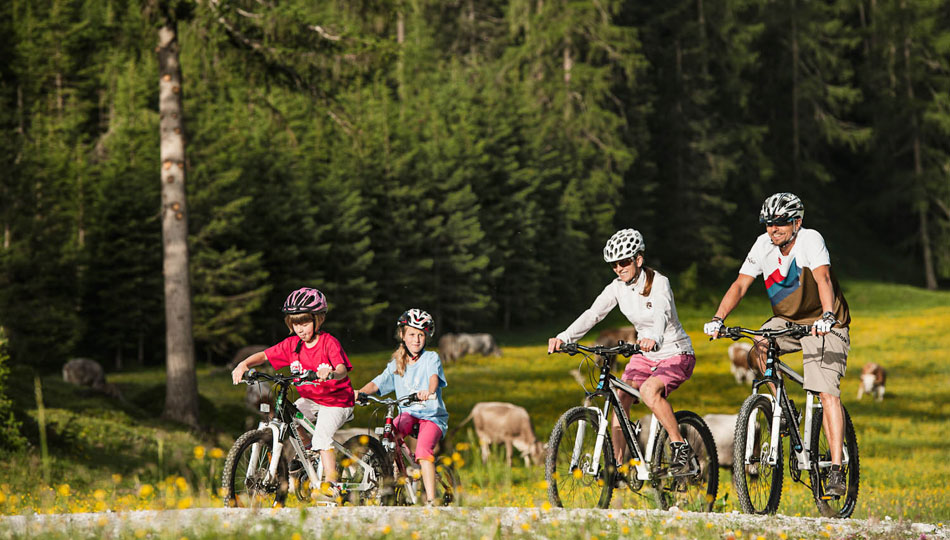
left=340, top=435, right=393, bottom=505
left=810, top=403, right=859, bottom=518
left=222, top=429, right=289, bottom=508
left=733, top=394, right=783, bottom=514
left=650, top=410, right=719, bottom=511
left=546, top=406, right=615, bottom=508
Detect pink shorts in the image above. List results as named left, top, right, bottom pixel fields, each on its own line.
left=393, top=413, right=443, bottom=462
left=621, top=353, right=696, bottom=397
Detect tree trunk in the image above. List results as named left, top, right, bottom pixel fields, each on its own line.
left=791, top=0, right=800, bottom=183
left=901, top=16, right=937, bottom=290
left=158, top=19, right=200, bottom=427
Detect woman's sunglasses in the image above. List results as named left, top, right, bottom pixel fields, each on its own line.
left=611, top=258, right=634, bottom=269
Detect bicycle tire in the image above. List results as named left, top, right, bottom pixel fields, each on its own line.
left=340, top=435, right=394, bottom=506
left=810, top=403, right=859, bottom=518
left=435, top=456, right=462, bottom=506
left=650, top=410, right=719, bottom=511
left=222, top=429, right=289, bottom=508
left=732, top=394, right=783, bottom=514
left=546, top=406, right=615, bottom=509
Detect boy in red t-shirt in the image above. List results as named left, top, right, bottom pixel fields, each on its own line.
left=231, top=287, right=354, bottom=497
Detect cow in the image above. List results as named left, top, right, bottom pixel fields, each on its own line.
left=453, top=402, right=545, bottom=467
left=62, top=358, right=124, bottom=401
left=438, top=333, right=501, bottom=363
left=594, top=326, right=638, bottom=347
left=242, top=363, right=276, bottom=428
left=728, top=342, right=755, bottom=385
left=703, top=413, right=738, bottom=468
left=856, top=362, right=886, bottom=402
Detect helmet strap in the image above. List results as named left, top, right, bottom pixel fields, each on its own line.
left=401, top=341, right=424, bottom=360
left=776, top=221, right=801, bottom=249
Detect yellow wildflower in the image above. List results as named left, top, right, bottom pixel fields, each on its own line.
left=175, top=477, right=189, bottom=492
left=138, top=484, right=154, bottom=497
left=210, top=447, right=225, bottom=459
left=57, top=484, right=71, bottom=497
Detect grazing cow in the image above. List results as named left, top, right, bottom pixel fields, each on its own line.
left=438, top=333, right=502, bottom=363
left=594, top=326, right=638, bottom=347
left=243, top=364, right=276, bottom=428
left=703, top=414, right=738, bottom=468
left=857, top=362, right=887, bottom=402
left=62, top=358, right=124, bottom=400
left=454, top=402, right=545, bottom=467
left=728, top=342, right=755, bottom=385
left=228, top=344, right=269, bottom=370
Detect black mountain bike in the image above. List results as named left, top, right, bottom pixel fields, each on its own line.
left=719, top=323, right=860, bottom=518
left=546, top=342, right=719, bottom=511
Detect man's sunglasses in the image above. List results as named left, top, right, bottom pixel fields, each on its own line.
left=761, top=218, right=794, bottom=226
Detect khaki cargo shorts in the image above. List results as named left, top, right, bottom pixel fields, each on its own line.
left=760, top=317, right=850, bottom=397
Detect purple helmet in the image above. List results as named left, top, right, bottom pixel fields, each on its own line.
left=396, top=308, right=435, bottom=338
left=282, top=287, right=328, bottom=314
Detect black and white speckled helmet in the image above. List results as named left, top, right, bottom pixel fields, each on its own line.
left=603, top=229, right=645, bottom=263
left=759, top=192, right=804, bottom=224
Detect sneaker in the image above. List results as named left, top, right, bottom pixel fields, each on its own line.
left=669, top=442, right=694, bottom=474
left=825, top=465, right=846, bottom=497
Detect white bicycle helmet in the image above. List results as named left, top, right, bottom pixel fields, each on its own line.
left=759, top=192, right=804, bottom=224
left=395, top=308, right=435, bottom=338
left=603, top=229, right=645, bottom=263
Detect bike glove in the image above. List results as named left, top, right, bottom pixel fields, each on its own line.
left=703, top=317, right=724, bottom=336
left=814, top=311, right=837, bottom=333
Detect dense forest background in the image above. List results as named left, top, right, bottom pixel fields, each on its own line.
left=1, top=0, right=949, bottom=373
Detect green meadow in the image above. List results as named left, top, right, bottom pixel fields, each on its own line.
left=0, top=280, right=948, bottom=526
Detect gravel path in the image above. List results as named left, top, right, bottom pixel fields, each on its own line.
left=2, top=506, right=946, bottom=539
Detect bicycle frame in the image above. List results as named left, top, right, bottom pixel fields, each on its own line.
left=243, top=372, right=376, bottom=495
left=734, top=329, right=851, bottom=478
left=570, top=351, right=664, bottom=482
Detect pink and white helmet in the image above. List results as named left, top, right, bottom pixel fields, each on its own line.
left=282, top=287, right=328, bottom=314
left=603, top=229, right=645, bottom=263
left=396, top=308, right=435, bottom=338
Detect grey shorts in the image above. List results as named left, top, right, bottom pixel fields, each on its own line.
left=760, top=317, right=850, bottom=397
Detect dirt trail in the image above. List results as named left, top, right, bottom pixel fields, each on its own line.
left=2, top=506, right=946, bottom=539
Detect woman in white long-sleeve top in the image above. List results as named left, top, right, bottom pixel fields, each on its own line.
left=547, top=228, right=697, bottom=477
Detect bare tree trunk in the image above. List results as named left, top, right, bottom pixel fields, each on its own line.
left=902, top=32, right=937, bottom=289
left=791, top=0, right=801, bottom=183
left=158, top=18, right=200, bottom=427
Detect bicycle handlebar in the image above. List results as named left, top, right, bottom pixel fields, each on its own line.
left=720, top=322, right=813, bottom=341
left=241, top=368, right=322, bottom=386
left=355, top=393, right=436, bottom=407
left=557, top=341, right=642, bottom=357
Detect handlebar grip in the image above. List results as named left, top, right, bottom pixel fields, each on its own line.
left=356, top=392, right=369, bottom=405
left=559, top=342, right=578, bottom=355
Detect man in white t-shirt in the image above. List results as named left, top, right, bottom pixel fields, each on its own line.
left=703, top=192, right=851, bottom=496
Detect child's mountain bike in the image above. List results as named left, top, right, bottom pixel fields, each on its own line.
left=355, top=393, right=461, bottom=506
left=718, top=323, right=860, bottom=518
left=546, top=342, right=719, bottom=511
left=222, top=369, right=389, bottom=507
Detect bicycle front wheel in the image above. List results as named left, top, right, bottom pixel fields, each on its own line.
left=340, top=435, right=394, bottom=506
left=546, top=406, right=615, bottom=508
left=222, top=429, right=289, bottom=508
left=810, top=403, right=859, bottom=518
left=435, top=456, right=462, bottom=506
left=650, top=410, right=719, bottom=511
left=733, top=394, right=783, bottom=514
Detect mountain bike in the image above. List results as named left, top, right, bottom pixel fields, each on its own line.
left=222, top=369, right=390, bottom=507
left=718, top=323, right=860, bottom=518
left=546, top=342, right=719, bottom=511
left=355, top=393, right=461, bottom=506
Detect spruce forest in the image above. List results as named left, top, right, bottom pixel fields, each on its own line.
left=2, top=0, right=949, bottom=375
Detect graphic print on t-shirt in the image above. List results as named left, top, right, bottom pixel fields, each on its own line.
left=764, top=258, right=801, bottom=306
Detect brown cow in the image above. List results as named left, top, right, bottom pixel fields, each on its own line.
left=728, top=342, right=755, bottom=385
left=454, top=402, right=545, bottom=467
left=594, top=326, right=638, bottom=347
left=856, top=362, right=886, bottom=402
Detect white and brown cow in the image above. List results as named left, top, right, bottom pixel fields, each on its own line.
left=856, top=362, right=886, bottom=402
left=594, top=326, right=638, bottom=347
left=455, top=402, right=545, bottom=467
left=728, top=342, right=755, bottom=385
